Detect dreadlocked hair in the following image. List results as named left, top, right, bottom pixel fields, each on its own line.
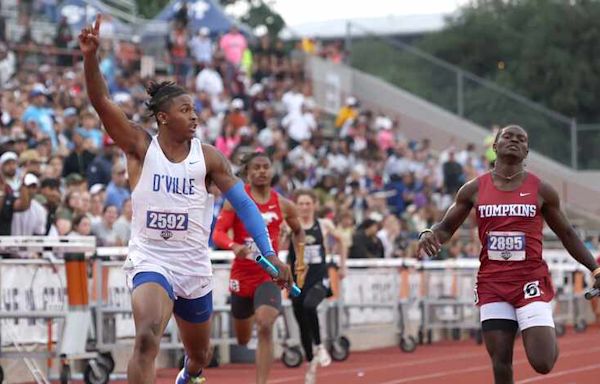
left=239, top=151, right=270, bottom=178
left=145, top=81, right=188, bottom=118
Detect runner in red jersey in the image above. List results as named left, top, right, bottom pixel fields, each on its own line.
left=213, top=152, right=305, bottom=384
left=418, top=125, right=600, bottom=384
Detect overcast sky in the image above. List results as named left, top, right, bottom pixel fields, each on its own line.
left=269, top=0, right=470, bottom=26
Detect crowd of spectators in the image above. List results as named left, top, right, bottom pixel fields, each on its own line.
left=0, top=6, right=498, bottom=261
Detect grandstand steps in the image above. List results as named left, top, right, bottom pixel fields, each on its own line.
left=307, top=57, right=600, bottom=231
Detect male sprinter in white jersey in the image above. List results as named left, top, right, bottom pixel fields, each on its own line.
left=80, top=16, right=292, bottom=384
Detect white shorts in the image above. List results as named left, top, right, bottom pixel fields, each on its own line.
left=480, top=301, right=554, bottom=331
left=123, top=256, right=213, bottom=300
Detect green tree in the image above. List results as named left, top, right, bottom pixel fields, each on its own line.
left=135, top=0, right=170, bottom=19
left=219, top=0, right=285, bottom=37
left=418, top=0, right=600, bottom=123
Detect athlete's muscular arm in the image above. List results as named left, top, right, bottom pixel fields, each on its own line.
left=322, top=219, right=348, bottom=278
left=212, top=201, right=251, bottom=259
left=79, top=15, right=149, bottom=160
left=418, top=179, right=477, bottom=257
left=280, top=197, right=306, bottom=284
left=204, top=144, right=293, bottom=286
left=540, top=182, right=600, bottom=288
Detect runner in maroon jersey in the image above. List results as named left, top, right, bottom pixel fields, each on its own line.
left=418, top=125, right=600, bottom=384
left=213, top=152, right=305, bottom=384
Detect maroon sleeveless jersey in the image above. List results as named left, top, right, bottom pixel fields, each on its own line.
left=475, top=172, right=548, bottom=282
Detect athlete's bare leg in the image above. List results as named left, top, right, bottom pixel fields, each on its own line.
left=255, top=305, right=279, bottom=384
left=127, top=283, right=173, bottom=383
left=483, top=328, right=518, bottom=384
left=175, top=314, right=213, bottom=376
left=521, top=326, right=559, bottom=374
left=233, top=316, right=254, bottom=345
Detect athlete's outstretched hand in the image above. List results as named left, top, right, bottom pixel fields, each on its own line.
left=78, top=14, right=101, bottom=56
left=270, top=256, right=294, bottom=290
left=594, top=275, right=600, bottom=290
left=417, top=231, right=441, bottom=258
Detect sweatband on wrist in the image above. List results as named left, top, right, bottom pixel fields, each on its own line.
left=223, top=181, right=275, bottom=257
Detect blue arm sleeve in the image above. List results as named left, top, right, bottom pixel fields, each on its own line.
left=223, top=181, right=276, bottom=257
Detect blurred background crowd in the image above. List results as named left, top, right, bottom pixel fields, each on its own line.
left=0, top=0, right=505, bottom=261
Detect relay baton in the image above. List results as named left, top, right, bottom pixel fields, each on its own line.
left=585, top=288, right=600, bottom=300
left=255, top=255, right=301, bottom=297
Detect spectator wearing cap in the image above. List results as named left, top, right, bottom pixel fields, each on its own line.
left=19, top=149, right=43, bottom=179
left=0, top=151, right=20, bottom=191
left=65, top=173, right=87, bottom=194
left=335, top=96, right=359, bottom=130
left=62, top=107, right=79, bottom=144
left=190, top=27, right=214, bottom=67
left=22, top=87, right=57, bottom=150
left=87, top=135, right=118, bottom=187
left=89, top=185, right=106, bottom=226
left=12, top=133, right=29, bottom=155
left=39, top=178, right=62, bottom=235
left=78, top=111, right=103, bottom=150
left=11, top=167, right=47, bottom=238
left=0, top=169, right=35, bottom=237
left=62, top=128, right=95, bottom=178
left=104, top=164, right=130, bottom=212
left=226, top=98, right=248, bottom=132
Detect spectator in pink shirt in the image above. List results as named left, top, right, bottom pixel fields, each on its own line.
left=219, top=26, right=247, bottom=67
left=215, top=123, right=241, bottom=159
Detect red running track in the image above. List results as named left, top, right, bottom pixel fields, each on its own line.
left=44, top=326, right=600, bottom=383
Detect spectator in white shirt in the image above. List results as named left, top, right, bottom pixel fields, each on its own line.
left=0, top=43, right=16, bottom=88
left=189, top=27, right=213, bottom=66
left=287, top=140, right=317, bottom=172
left=195, top=62, right=224, bottom=97
left=281, top=100, right=316, bottom=147
left=281, top=83, right=305, bottom=116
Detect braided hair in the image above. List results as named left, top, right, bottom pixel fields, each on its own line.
left=145, top=81, right=188, bottom=119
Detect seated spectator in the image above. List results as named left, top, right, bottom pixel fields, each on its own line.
left=104, top=163, right=130, bottom=212
left=69, top=214, right=92, bottom=237
left=92, top=205, right=125, bottom=246
left=349, top=218, right=384, bottom=259
left=62, top=129, right=95, bottom=177
left=114, top=198, right=132, bottom=244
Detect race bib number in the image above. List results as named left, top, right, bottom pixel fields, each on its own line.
left=229, top=279, right=240, bottom=293
left=524, top=280, right=541, bottom=299
left=145, top=207, right=189, bottom=241
left=304, top=245, right=322, bottom=264
left=487, top=231, right=526, bottom=261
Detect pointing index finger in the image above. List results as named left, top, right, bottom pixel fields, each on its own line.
left=94, top=14, right=102, bottom=34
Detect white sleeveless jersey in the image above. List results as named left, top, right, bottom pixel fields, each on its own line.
left=128, top=136, right=213, bottom=276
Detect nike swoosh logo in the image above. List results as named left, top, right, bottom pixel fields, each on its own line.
left=268, top=205, right=276, bottom=209
left=519, top=193, right=531, bottom=197
left=190, top=160, right=201, bottom=165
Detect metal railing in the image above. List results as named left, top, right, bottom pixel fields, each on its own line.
left=344, top=22, right=600, bottom=169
